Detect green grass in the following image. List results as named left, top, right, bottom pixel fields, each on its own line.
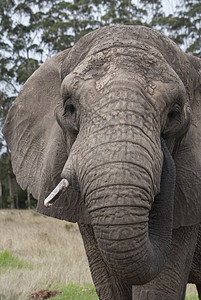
left=46, top=284, right=198, bottom=300
left=48, top=284, right=98, bottom=300
left=0, top=249, right=32, bottom=270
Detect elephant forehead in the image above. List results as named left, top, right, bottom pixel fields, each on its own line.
left=66, top=25, right=176, bottom=71
left=62, top=25, right=191, bottom=90
left=67, top=44, right=183, bottom=99
left=70, top=44, right=165, bottom=78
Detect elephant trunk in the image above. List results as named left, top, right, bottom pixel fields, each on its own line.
left=47, top=135, right=175, bottom=285
left=59, top=84, right=176, bottom=285
left=77, top=138, right=175, bottom=285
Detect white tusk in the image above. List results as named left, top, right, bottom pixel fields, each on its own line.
left=44, top=179, right=69, bottom=207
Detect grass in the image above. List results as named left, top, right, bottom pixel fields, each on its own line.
left=0, top=209, right=199, bottom=299
left=0, top=209, right=92, bottom=299
left=46, top=284, right=198, bottom=300
left=48, top=283, right=98, bottom=300
left=0, top=249, right=32, bottom=270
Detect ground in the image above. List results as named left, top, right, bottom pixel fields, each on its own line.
left=0, top=209, right=198, bottom=299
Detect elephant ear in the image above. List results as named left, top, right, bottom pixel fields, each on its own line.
left=173, top=54, right=201, bottom=228
left=2, top=49, right=90, bottom=224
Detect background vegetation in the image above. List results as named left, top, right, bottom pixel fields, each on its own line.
left=0, top=210, right=198, bottom=299
left=0, top=0, right=200, bottom=209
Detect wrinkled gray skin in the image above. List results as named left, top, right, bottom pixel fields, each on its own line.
left=3, top=26, right=201, bottom=299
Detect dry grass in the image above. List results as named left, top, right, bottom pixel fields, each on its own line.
left=0, top=210, right=92, bottom=299
left=0, top=209, right=199, bottom=300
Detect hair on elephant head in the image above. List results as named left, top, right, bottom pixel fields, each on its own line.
left=3, top=26, right=201, bottom=286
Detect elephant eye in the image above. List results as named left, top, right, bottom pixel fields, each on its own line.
left=162, top=103, right=182, bottom=139
left=66, top=104, right=76, bottom=114
left=63, top=103, right=76, bottom=116
left=168, top=104, right=181, bottom=120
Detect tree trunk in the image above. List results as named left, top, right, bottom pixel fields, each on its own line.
left=0, top=179, right=2, bottom=208
left=27, top=188, right=31, bottom=209
left=8, top=172, right=15, bottom=209
left=7, top=146, right=15, bottom=209
left=14, top=179, right=19, bottom=209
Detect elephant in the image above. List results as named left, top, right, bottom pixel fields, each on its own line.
left=2, top=25, right=201, bottom=300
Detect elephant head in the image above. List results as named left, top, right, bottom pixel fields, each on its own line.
left=3, top=26, right=201, bottom=285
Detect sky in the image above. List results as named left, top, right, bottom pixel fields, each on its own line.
left=163, top=0, right=179, bottom=15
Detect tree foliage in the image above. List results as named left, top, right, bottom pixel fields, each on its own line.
left=0, top=0, right=200, bottom=208
left=157, top=0, right=201, bottom=56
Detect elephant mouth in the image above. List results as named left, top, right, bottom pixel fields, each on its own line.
left=44, top=178, right=69, bottom=207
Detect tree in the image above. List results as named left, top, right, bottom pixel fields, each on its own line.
left=40, top=0, right=102, bottom=53
left=0, top=0, right=45, bottom=208
left=179, top=0, right=201, bottom=56
left=101, top=0, right=155, bottom=26
left=0, top=0, right=44, bottom=96
left=156, top=0, right=201, bottom=57
left=0, top=93, right=16, bottom=208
